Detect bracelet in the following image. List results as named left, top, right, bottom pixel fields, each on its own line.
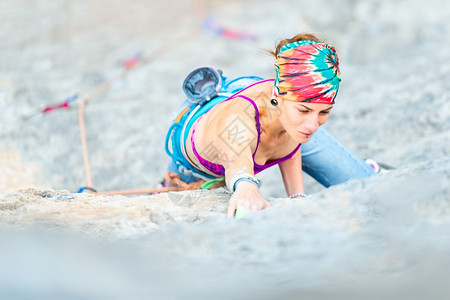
left=233, top=178, right=260, bottom=191
left=289, top=193, right=306, bottom=199
left=229, top=171, right=261, bottom=193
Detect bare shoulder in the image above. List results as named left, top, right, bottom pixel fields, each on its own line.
left=206, top=98, right=260, bottom=156
left=219, top=96, right=257, bottom=120
left=193, top=80, right=273, bottom=149
left=191, top=97, right=257, bottom=145
left=213, top=97, right=259, bottom=139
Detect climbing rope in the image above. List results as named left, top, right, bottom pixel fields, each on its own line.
left=77, top=29, right=200, bottom=194
left=75, top=1, right=253, bottom=195
left=78, top=172, right=225, bottom=196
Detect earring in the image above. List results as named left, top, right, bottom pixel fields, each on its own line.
left=270, top=98, right=278, bottom=106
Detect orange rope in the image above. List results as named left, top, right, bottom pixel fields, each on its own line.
left=93, top=176, right=197, bottom=196
left=77, top=99, right=93, bottom=188
left=76, top=1, right=219, bottom=195
left=93, top=187, right=183, bottom=196
left=90, top=171, right=222, bottom=196
left=77, top=29, right=201, bottom=194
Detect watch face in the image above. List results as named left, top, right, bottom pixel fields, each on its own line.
left=183, top=67, right=222, bottom=103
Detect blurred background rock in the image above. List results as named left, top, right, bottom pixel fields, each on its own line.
left=1, top=0, right=448, bottom=195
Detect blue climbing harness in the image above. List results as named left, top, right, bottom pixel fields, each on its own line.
left=165, top=67, right=262, bottom=180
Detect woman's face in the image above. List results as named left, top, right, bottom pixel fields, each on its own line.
left=279, top=100, right=333, bottom=143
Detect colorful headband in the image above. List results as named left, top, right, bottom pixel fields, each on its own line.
left=274, top=40, right=341, bottom=104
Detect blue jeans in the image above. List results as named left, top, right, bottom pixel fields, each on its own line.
left=301, top=126, right=375, bottom=187
left=167, top=126, right=375, bottom=187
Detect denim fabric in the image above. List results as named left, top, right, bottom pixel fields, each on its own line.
left=167, top=126, right=375, bottom=186
left=301, top=126, right=375, bottom=187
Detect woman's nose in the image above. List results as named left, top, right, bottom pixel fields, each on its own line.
left=304, top=115, right=319, bottom=133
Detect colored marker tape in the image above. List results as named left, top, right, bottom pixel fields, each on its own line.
left=202, top=17, right=257, bottom=41
left=122, top=54, right=143, bottom=69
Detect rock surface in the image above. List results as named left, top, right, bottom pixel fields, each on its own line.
left=0, top=0, right=449, bottom=299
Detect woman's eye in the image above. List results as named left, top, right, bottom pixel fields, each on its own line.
left=320, top=111, right=330, bottom=115
left=299, top=110, right=309, bottom=113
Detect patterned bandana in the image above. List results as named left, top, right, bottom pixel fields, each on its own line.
left=274, top=40, right=341, bottom=104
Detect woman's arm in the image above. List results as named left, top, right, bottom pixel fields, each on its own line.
left=278, top=147, right=306, bottom=198
left=210, top=101, right=271, bottom=217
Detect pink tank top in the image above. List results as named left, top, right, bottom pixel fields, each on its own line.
left=190, top=79, right=301, bottom=177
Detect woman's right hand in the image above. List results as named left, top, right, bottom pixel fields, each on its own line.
left=226, top=181, right=272, bottom=218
